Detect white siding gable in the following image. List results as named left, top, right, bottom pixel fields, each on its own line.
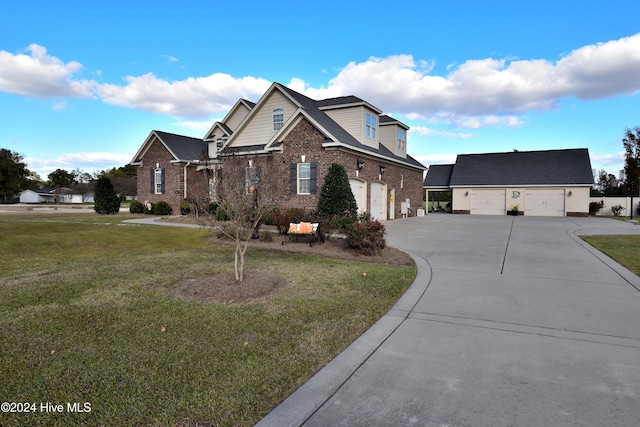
left=324, top=106, right=379, bottom=149
left=225, top=103, right=252, bottom=131
left=230, top=91, right=297, bottom=147
left=379, top=122, right=408, bottom=159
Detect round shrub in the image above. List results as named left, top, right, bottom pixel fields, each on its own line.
left=259, top=230, right=274, bottom=242
left=154, top=201, right=173, bottom=215
left=129, top=200, right=144, bottom=214
left=215, top=204, right=229, bottom=221
left=345, top=215, right=386, bottom=256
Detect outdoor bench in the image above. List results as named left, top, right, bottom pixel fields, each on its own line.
left=282, top=221, right=322, bottom=247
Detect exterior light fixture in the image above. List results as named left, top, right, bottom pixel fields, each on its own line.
left=567, top=191, right=573, bottom=197
left=465, top=191, right=469, bottom=197
left=380, top=165, right=386, bottom=174
left=357, top=158, right=365, bottom=170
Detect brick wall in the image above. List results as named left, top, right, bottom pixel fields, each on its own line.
left=136, top=138, right=186, bottom=213
left=136, top=119, right=425, bottom=218
left=230, top=118, right=424, bottom=218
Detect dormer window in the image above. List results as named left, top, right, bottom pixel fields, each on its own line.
left=273, top=108, right=284, bottom=131
left=397, top=129, right=406, bottom=151
left=365, top=113, right=377, bottom=139
left=216, top=137, right=227, bottom=152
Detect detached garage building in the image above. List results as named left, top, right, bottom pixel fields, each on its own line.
left=424, top=149, right=594, bottom=217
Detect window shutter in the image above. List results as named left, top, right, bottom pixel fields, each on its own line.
left=310, top=162, right=317, bottom=194
left=149, top=168, right=154, bottom=193
left=160, top=168, right=166, bottom=194
left=289, top=163, right=297, bottom=194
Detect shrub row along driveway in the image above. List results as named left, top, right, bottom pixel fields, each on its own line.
left=259, top=215, right=640, bottom=427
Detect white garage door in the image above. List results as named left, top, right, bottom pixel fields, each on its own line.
left=525, top=189, right=565, bottom=216
left=349, top=179, right=367, bottom=214
left=471, top=189, right=506, bottom=215
left=370, top=181, right=387, bottom=220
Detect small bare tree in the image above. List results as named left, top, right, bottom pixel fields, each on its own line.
left=194, top=154, right=285, bottom=282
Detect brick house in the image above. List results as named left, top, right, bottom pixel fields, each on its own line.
left=130, top=82, right=426, bottom=219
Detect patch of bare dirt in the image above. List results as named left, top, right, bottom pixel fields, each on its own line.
left=170, top=272, right=286, bottom=304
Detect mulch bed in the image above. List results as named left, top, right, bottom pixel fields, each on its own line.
left=169, top=231, right=414, bottom=304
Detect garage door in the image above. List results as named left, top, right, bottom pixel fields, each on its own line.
left=525, top=189, right=565, bottom=216
left=471, top=189, right=506, bottom=215
left=370, top=181, right=387, bottom=220
left=349, top=178, right=367, bottom=214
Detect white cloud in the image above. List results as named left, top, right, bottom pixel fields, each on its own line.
left=25, top=152, right=133, bottom=177
left=97, top=73, right=271, bottom=119
left=292, top=33, right=640, bottom=126
left=591, top=151, right=626, bottom=167
left=53, top=101, right=68, bottom=110
left=3, top=33, right=639, bottom=128
left=0, top=44, right=95, bottom=98
left=170, top=119, right=217, bottom=132
left=163, top=55, right=179, bottom=63
left=410, top=126, right=475, bottom=139
left=415, top=153, right=458, bottom=165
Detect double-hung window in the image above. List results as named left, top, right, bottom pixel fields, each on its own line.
left=154, top=168, right=163, bottom=194
left=150, top=167, right=165, bottom=194
left=297, top=163, right=311, bottom=194
left=397, top=129, right=406, bottom=151
left=289, top=162, right=317, bottom=195
left=273, top=108, right=284, bottom=131
left=365, top=113, right=377, bottom=139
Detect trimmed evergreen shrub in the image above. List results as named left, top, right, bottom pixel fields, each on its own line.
left=129, top=200, right=144, bottom=214
left=93, top=176, right=121, bottom=215
left=317, top=163, right=358, bottom=218
left=215, top=204, right=229, bottom=221
left=154, top=201, right=173, bottom=215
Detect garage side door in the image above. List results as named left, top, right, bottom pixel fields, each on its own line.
left=525, top=189, right=565, bottom=216
left=471, top=189, right=506, bottom=215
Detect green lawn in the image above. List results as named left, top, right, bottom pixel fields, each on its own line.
left=0, top=213, right=415, bottom=427
left=581, top=234, right=640, bottom=276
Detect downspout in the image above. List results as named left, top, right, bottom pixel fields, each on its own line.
left=183, top=162, right=191, bottom=200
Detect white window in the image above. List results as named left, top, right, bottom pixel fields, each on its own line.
left=365, top=113, right=377, bottom=139
left=397, top=129, right=406, bottom=151
left=216, top=137, right=227, bottom=152
left=273, top=108, right=284, bottom=131
left=154, top=168, right=163, bottom=194
left=297, top=163, right=311, bottom=194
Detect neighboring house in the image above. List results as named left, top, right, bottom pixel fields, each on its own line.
left=424, top=149, right=594, bottom=217
left=19, top=188, right=94, bottom=204
left=130, top=82, right=427, bottom=219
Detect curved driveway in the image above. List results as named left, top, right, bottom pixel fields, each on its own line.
left=257, top=215, right=640, bottom=427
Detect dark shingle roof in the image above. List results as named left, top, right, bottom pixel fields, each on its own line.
left=155, top=131, right=208, bottom=161
left=448, top=149, right=594, bottom=186
left=424, top=164, right=455, bottom=187
left=316, top=95, right=368, bottom=108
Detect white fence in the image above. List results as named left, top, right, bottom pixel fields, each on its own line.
left=589, top=196, right=640, bottom=216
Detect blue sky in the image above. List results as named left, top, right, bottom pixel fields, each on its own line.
left=1, top=0, right=639, bottom=179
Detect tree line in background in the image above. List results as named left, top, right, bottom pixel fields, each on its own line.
left=0, top=147, right=137, bottom=202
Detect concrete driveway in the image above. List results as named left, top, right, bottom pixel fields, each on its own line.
left=257, top=215, right=640, bottom=427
